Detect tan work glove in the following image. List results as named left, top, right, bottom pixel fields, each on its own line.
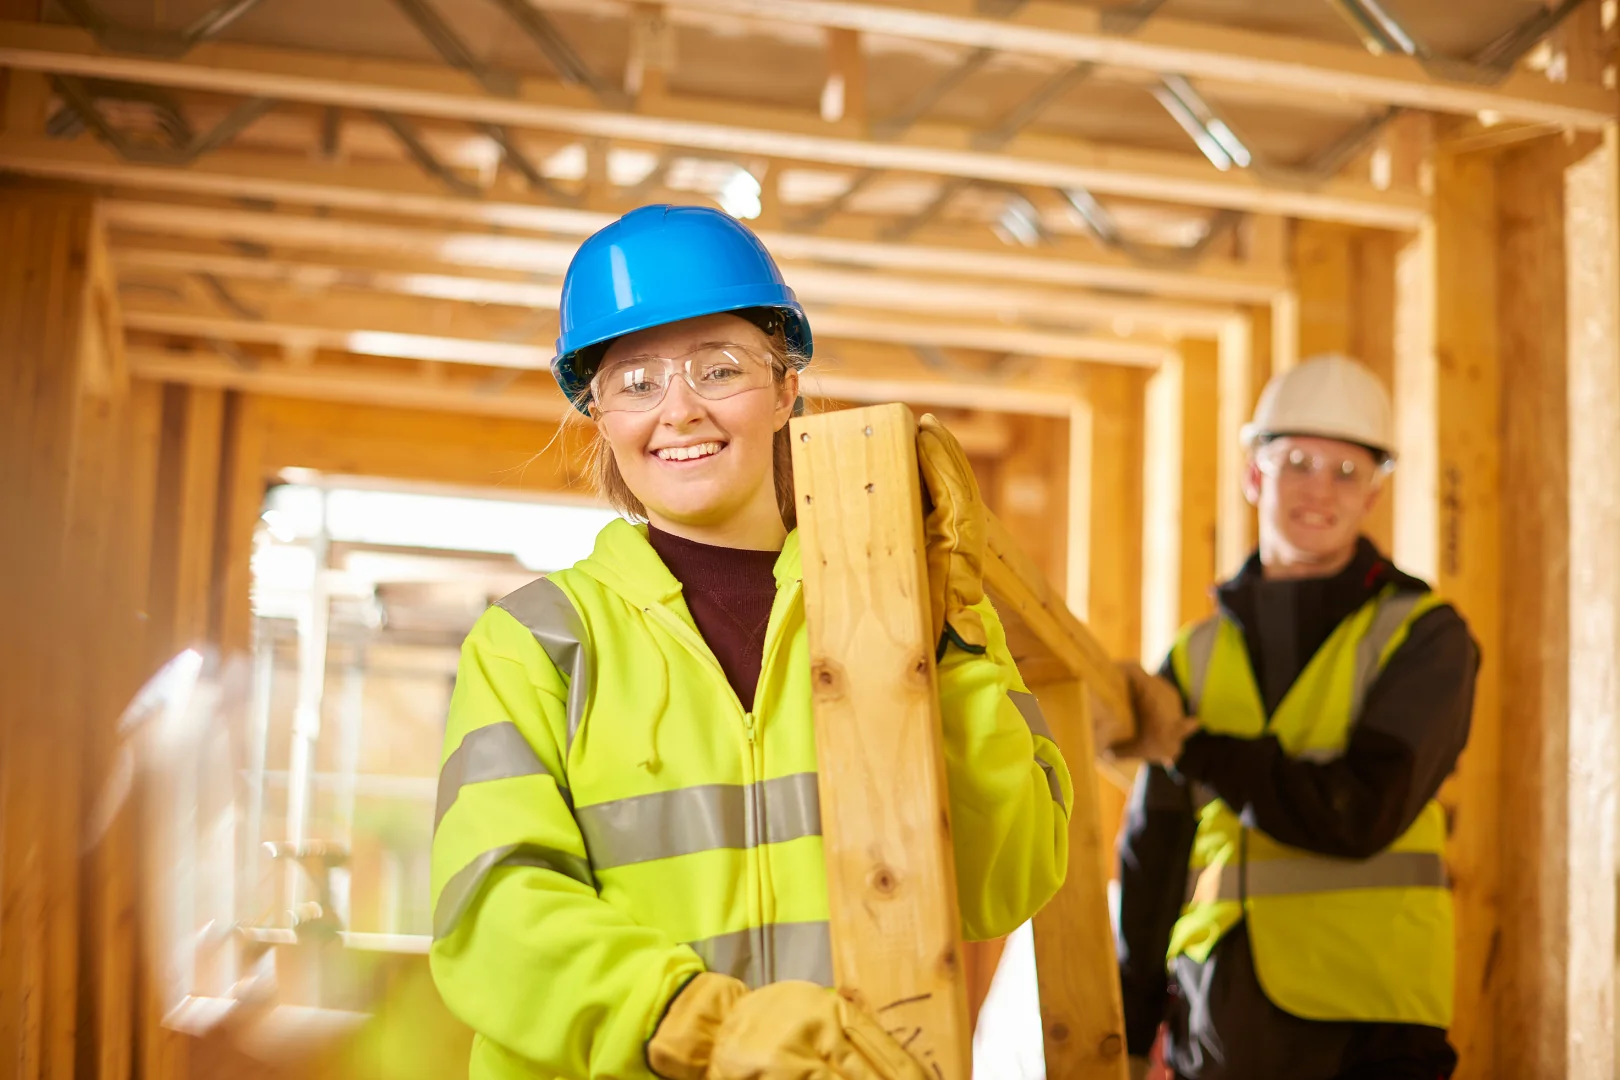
left=649, top=976, right=928, bottom=1080
left=1106, top=661, right=1199, bottom=767
left=916, top=413, right=988, bottom=660
left=1128, top=1056, right=1153, bottom=1080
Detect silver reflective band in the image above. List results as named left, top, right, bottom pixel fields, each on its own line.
left=1010, top=691, right=1066, bottom=812
left=1183, top=618, right=1220, bottom=714
left=1186, top=850, right=1447, bottom=905
left=576, top=773, right=821, bottom=871
left=433, top=842, right=596, bottom=940
left=1349, top=592, right=1425, bottom=720
left=497, top=578, right=591, bottom=753
left=435, top=721, right=558, bottom=834
left=1009, top=690, right=1054, bottom=742
left=686, top=920, right=834, bottom=989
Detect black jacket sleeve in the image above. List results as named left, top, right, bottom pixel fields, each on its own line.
left=1171, top=605, right=1478, bottom=859
left=1116, top=659, right=1200, bottom=1055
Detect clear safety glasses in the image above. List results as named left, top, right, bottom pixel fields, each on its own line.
left=590, top=343, right=781, bottom=414
left=1254, top=440, right=1392, bottom=491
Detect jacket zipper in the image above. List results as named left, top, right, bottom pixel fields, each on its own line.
left=644, top=579, right=802, bottom=983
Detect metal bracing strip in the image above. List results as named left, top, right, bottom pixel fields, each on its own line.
left=372, top=109, right=483, bottom=197
left=870, top=46, right=994, bottom=140
left=788, top=167, right=878, bottom=231
left=484, top=0, right=627, bottom=108
left=195, top=272, right=263, bottom=321
left=971, top=62, right=1095, bottom=151
left=49, top=75, right=274, bottom=166
left=479, top=122, right=580, bottom=203
left=56, top=0, right=271, bottom=58
left=389, top=0, right=520, bottom=98
left=882, top=176, right=971, bottom=241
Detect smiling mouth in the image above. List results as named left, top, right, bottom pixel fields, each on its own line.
left=1294, top=509, right=1336, bottom=527
left=654, top=441, right=724, bottom=462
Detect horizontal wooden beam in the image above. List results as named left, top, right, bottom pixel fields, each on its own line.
left=111, top=238, right=1238, bottom=336
left=643, top=0, right=1616, bottom=129
left=115, top=274, right=1171, bottom=365
left=128, top=349, right=573, bottom=422
left=90, top=192, right=1283, bottom=304
left=127, top=345, right=1087, bottom=420
left=0, top=22, right=1427, bottom=226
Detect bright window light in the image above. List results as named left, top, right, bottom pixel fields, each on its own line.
left=718, top=167, right=763, bottom=220
left=260, top=485, right=620, bottom=572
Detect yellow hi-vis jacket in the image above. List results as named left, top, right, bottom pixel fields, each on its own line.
left=429, top=519, right=1073, bottom=1079
left=1166, top=586, right=1454, bottom=1028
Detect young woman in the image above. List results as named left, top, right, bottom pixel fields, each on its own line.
left=429, top=205, right=1074, bottom=1080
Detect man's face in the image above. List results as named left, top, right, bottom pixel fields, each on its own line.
left=1245, top=435, right=1386, bottom=567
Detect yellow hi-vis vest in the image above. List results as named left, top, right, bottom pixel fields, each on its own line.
left=1166, top=586, right=1455, bottom=1028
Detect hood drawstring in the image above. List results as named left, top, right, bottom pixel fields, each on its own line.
left=637, top=607, right=672, bottom=774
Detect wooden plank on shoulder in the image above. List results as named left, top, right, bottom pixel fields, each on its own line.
left=791, top=402, right=972, bottom=1080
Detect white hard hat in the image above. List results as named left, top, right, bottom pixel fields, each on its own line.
left=1240, top=354, right=1396, bottom=460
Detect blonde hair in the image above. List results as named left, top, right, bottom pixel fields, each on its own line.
left=573, top=327, right=806, bottom=530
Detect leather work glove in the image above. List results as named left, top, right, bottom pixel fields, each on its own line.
left=916, top=413, right=988, bottom=660
left=649, top=975, right=929, bottom=1080
left=1105, top=661, right=1199, bottom=767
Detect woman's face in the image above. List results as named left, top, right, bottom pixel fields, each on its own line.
left=594, top=313, right=798, bottom=542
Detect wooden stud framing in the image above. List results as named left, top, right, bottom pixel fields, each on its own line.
left=1560, top=126, right=1619, bottom=1080
left=1393, top=147, right=1502, bottom=1080
left=1494, top=134, right=1574, bottom=1080
left=790, top=403, right=973, bottom=1080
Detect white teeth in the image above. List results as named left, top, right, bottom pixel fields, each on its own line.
left=656, top=442, right=722, bottom=462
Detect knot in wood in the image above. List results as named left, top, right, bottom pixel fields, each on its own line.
left=1100, top=1033, right=1123, bottom=1057
left=937, top=945, right=957, bottom=976
left=1048, top=1022, right=1070, bottom=1043
left=811, top=659, right=844, bottom=701
left=868, top=864, right=898, bottom=895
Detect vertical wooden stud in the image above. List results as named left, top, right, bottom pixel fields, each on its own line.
left=791, top=403, right=972, bottom=1080
left=1561, top=125, right=1619, bottom=1080
left=1394, top=148, right=1502, bottom=1080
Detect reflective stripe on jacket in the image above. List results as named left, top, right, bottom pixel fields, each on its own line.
left=429, top=519, right=1073, bottom=1079
left=1166, top=586, right=1454, bottom=1028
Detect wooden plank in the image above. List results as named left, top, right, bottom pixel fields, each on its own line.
left=1393, top=148, right=1501, bottom=1080
left=790, top=403, right=972, bottom=1080
left=117, top=288, right=1170, bottom=368
left=1293, top=221, right=1354, bottom=360
left=1216, top=314, right=1260, bottom=577
left=109, top=236, right=1238, bottom=336
left=983, top=514, right=1131, bottom=748
left=1140, top=338, right=1218, bottom=664
left=1029, top=680, right=1127, bottom=1080
left=214, top=393, right=269, bottom=656
left=1561, top=125, right=1619, bottom=1080
left=253, top=394, right=589, bottom=496
left=0, top=23, right=1428, bottom=226
left=0, top=191, right=98, bottom=1080
left=93, top=195, right=1282, bottom=306
left=643, top=0, right=1616, bottom=128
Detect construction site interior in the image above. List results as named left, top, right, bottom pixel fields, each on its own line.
left=3, top=0, right=1620, bottom=1077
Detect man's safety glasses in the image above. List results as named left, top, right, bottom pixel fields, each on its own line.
left=1254, top=440, right=1392, bottom=490
left=589, top=343, right=780, bottom=414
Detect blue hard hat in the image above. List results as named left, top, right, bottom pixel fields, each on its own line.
left=551, top=204, right=813, bottom=412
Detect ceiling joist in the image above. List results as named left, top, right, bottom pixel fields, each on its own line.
left=642, top=0, right=1616, bottom=129
left=0, top=21, right=1428, bottom=226
left=116, top=273, right=1176, bottom=365
left=109, top=238, right=1237, bottom=336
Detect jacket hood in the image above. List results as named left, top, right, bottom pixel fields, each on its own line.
left=571, top=518, right=803, bottom=609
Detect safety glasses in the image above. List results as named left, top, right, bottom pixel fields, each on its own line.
left=590, top=343, right=781, bottom=414
left=1254, top=440, right=1392, bottom=490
